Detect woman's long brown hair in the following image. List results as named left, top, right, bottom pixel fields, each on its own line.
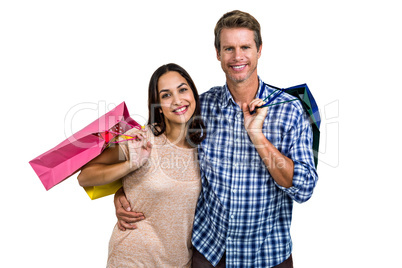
left=147, top=63, right=206, bottom=146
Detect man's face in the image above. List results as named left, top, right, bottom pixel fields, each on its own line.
left=217, top=27, right=262, bottom=84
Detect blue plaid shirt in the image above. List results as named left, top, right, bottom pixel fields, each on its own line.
left=192, top=79, right=318, bottom=267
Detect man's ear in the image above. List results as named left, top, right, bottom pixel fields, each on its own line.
left=257, top=44, right=262, bottom=59
left=216, top=48, right=221, bottom=61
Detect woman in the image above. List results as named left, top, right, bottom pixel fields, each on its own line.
left=78, top=63, right=206, bottom=267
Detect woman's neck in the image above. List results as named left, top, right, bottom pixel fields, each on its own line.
left=165, top=124, right=192, bottom=148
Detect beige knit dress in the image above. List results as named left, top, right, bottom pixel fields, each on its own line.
left=107, top=129, right=201, bottom=267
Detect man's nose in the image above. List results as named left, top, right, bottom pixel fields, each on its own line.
left=234, top=48, right=244, bottom=61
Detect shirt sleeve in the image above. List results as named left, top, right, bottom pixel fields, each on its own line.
left=275, top=109, right=319, bottom=203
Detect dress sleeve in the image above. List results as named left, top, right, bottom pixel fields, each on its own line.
left=117, top=138, right=129, bottom=161
left=117, top=127, right=151, bottom=162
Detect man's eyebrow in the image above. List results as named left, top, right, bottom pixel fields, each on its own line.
left=222, top=43, right=253, bottom=48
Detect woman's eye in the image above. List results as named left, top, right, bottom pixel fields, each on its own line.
left=179, top=87, right=188, bottom=93
left=161, top=93, right=170, bottom=99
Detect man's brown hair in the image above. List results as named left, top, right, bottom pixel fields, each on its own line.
left=214, top=10, right=262, bottom=54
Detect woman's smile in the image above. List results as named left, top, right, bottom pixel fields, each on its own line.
left=172, top=105, right=189, bottom=115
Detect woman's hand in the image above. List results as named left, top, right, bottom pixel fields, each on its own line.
left=126, top=131, right=152, bottom=171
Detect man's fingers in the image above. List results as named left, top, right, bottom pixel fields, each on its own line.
left=242, top=102, right=250, bottom=115
left=248, top=99, right=265, bottom=112
left=118, top=195, right=131, bottom=212
left=116, top=211, right=144, bottom=231
left=117, top=220, right=137, bottom=230
left=116, top=207, right=145, bottom=222
left=117, top=221, right=126, bottom=231
left=118, top=213, right=145, bottom=223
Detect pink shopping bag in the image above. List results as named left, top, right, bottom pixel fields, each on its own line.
left=29, top=102, right=140, bottom=190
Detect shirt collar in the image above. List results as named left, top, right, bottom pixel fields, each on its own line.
left=255, top=77, right=266, bottom=100
left=220, top=83, right=235, bottom=107
left=220, top=76, right=265, bottom=107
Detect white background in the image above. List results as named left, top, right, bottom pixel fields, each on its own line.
left=1, top=0, right=401, bottom=267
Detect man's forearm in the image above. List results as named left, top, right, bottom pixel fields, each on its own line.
left=250, top=133, right=294, bottom=188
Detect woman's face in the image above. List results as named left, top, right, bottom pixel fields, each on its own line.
left=157, top=71, right=196, bottom=128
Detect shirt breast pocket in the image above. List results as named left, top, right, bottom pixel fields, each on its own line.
left=264, top=113, right=287, bottom=152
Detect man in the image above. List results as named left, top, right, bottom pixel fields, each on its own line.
left=115, top=10, right=318, bottom=267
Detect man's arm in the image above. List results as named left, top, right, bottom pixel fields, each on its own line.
left=242, top=98, right=318, bottom=202
left=242, top=99, right=294, bottom=188
left=114, top=187, right=145, bottom=231
left=249, top=133, right=294, bottom=188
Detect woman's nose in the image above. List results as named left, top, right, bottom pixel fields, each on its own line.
left=172, top=93, right=182, bottom=105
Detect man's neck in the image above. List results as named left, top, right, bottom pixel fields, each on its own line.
left=226, top=75, right=260, bottom=106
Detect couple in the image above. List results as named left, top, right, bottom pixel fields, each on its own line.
left=78, top=10, right=318, bottom=268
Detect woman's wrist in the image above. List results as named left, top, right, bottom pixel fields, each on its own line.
left=125, top=159, right=138, bottom=173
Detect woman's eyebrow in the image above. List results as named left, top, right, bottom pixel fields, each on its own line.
left=159, top=83, right=188, bottom=93
left=177, top=82, right=188, bottom=88
left=159, top=89, right=169, bottom=94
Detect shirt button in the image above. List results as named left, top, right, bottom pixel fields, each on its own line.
left=231, top=214, right=234, bottom=219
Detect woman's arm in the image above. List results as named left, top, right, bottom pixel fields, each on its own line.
left=77, top=144, right=129, bottom=187
left=77, top=133, right=152, bottom=187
